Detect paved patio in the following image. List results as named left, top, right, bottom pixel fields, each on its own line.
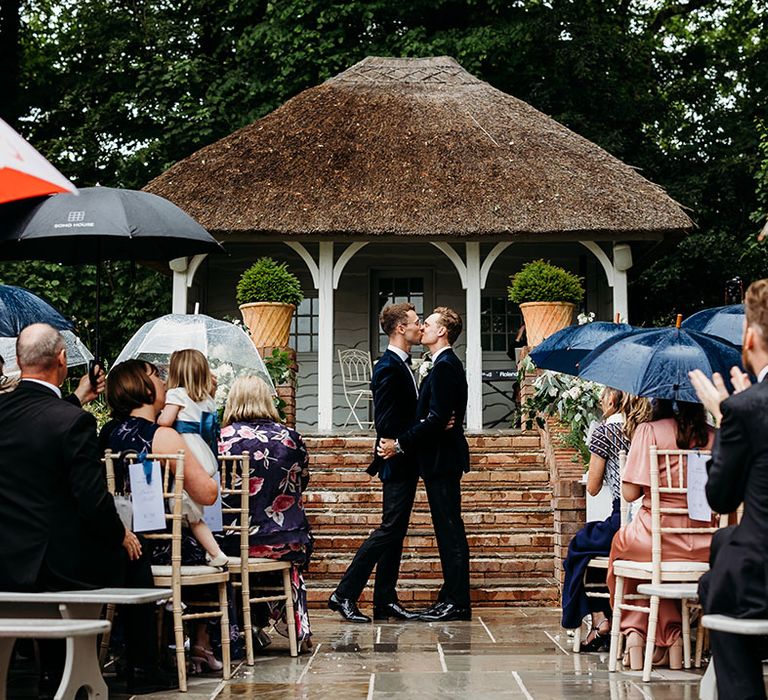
left=114, top=608, right=708, bottom=699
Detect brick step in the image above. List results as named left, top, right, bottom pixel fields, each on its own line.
left=307, top=442, right=542, bottom=466
left=306, top=508, right=553, bottom=530
left=311, top=531, right=553, bottom=554
left=305, top=577, right=560, bottom=607
left=307, top=467, right=549, bottom=488
left=303, top=434, right=541, bottom=452
left=303, top=488, right=553, bottom=508
left=309, top=553, right=554, bottom=579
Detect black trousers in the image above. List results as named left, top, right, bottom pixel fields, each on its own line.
left=335, top=475, right=418, bottom=605
left=709, top=630, right=768, bottom=699
left=699, top=530, right=768, bottom=700
left=37, top=547, right=159, bottom=675
left=424, top=474, right=470, bottom=608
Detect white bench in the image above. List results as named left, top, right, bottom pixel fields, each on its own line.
left=699, top=615, right=768, bottom=700
left=0, top=587, right=171, bottom=700
left=0, top=618, right=111, bottom=700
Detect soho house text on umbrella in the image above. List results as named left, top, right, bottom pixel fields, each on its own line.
left=0, top=186, right=224, bottom=361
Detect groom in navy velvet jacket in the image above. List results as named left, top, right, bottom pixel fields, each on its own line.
left=329, top=303, right=423, bottom=622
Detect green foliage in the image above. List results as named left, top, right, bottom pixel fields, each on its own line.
left=235, top=258, right=303, bottom=307
left=264, top=347, right=297, bottom=387
left=2, top=0, right=767, bottom=330
left=515, top=356, right=602, bottom=468
left=508, top=260, right=584, bottom=305
left=0, top=261, right=170, bottom=365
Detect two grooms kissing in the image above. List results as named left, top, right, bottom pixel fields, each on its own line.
left=328, top=303, right=471, bottom=623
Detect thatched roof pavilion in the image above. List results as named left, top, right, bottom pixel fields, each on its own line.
left=148, top=56, right=693, bottom=433
left=146, top=56, right=691, bottom=242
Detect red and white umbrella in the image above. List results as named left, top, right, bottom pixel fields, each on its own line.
left=0, top=117, right=77, bottom=204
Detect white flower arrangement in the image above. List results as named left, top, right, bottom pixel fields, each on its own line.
left=210, top=361, right=235, bottom=407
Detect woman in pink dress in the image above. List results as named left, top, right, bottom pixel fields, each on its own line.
left=607, top=399, right=714, bottom=670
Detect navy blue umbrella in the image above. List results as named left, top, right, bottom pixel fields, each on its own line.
left=681, top=304, right=744, bottom=346
left=529, top=322, right=634, bottom=376
left=578, top=326, right=744, bottom=402
left=0, top=284, right=73, bottom=337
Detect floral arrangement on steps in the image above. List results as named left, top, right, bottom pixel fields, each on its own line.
left=515, top=354, right=602, bottom=466
left=508, top=259, right=585, bottom=348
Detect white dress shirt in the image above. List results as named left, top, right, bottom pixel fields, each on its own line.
left=387, top=344, right=418, bottom=394
left=21, top=378, right=62, bottom=398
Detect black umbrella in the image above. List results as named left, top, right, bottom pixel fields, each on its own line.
left=0, top=186, right=224, bottom=365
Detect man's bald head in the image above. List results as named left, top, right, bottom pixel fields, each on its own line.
left=16, top=324, right=66, bottom=374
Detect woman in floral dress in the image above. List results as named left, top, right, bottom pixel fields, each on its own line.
left=218, top=375, right=313, bottom=647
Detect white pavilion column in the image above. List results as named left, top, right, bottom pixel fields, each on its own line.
left=170, top=257, right=189, bottom=314
left=169, top=254, right=208, bottom=315
left=317, top=242, right=335, bottom=432
left=612, top=243, right=633, bottom=323
left=465, top=242, right=483, bottom=432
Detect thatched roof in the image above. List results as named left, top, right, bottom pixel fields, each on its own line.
left=145, top=56, right=693, bottom=242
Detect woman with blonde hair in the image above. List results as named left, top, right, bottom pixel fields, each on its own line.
left=218, top=375, right=313, bottom=649
left=562, top=388, right=651, bottom=651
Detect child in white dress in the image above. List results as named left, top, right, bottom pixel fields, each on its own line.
left=158, top=348, right=227, bottom=567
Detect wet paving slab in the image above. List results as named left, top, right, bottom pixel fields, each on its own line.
left=7, top=608, right=714, bottom=698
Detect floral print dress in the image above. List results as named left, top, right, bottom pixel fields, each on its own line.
left=218, top=419, right=312, bottom=641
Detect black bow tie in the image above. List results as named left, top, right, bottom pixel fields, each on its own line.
left=404, top=355, right=413, bottom=366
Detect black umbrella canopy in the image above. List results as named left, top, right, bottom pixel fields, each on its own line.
left=0, top=186, right=224, bottom=263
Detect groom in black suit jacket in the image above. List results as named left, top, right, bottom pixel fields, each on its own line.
left=329, top=303, right=423, bottom=622
left=379, top=306, right=471, bottom=622
left=691, top=279, right=768, bottom=700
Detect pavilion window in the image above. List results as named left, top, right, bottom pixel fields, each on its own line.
left=481, top=295, right=522, bottom=352
left=290, top=296, right=319, bottom=352
left=372, top=272, right=431, bottom=355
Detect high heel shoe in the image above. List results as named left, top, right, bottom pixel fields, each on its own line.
left=652, top=638, right=683, bottom=670
left=190, top=645, right=223, bottom=672
left=580, top=619, right=611, bottom=652
left=206, top=551, right=228, bottom=568
left=622, top=631, right=645, bottom=671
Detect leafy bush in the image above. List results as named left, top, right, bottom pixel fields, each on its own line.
left=264, top=347, right=297, bottom=386
left=236, top=257, right=303, bottom=306
left=508, top=259, right=584, bottom=305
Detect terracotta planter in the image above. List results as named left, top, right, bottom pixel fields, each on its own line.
left=239, top=302, right=296, bottom=349
left=519, top=301, right=575, bottom=348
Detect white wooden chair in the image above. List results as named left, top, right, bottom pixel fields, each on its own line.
left=338, top=348, right=373, bottom=429
left=103, top=450, right=231, bottom=692
left=572, top=452, right=631, bottom=652
left=218, top=453, right=299, bottom=663
left=608, top=446, right=726, bottom=682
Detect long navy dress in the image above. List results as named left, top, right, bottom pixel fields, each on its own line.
left=561, top=415, right=628, bottom=629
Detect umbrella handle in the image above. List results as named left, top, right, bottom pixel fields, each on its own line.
left=88, top=359, right=102, bottom=391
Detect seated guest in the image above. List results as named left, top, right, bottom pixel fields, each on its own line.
left=607, top=398, right=714, bottom=670
left=105, top=359, right=222, bottom=671
left=562, top=390, right=649, bottom=650
left=0, top=324, right=173, bottom=694
left=691, top=278, right=768, bottom=700
left=218, top=375, right=313, bottom=649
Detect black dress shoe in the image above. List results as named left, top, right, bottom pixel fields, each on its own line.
left=373, top=601, right=421, bottom=621
left=328, top=592, right=371, bottom=623
left=419, top=602, right=472, bottom=622
left=126, top=666, right=180, bottom=694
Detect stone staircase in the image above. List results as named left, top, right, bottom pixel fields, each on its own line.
left=302, top=432, right=560, bottom=608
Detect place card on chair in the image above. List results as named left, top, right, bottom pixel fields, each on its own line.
left=129, top=460, right=166, bottom=532
left=687, top=452, right=712, bottom=522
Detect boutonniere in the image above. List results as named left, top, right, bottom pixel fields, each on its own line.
left=416, top=353, right=433, bottom=386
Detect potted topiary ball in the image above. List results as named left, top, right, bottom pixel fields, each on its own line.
left=508, top=260, right=584, bottom=348
left=236, top=257, right=304, bottom=349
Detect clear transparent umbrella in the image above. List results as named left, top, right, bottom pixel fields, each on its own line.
left=0, top=330, right=93, bottom=376
left=113, top=313, right=275, bottom=405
